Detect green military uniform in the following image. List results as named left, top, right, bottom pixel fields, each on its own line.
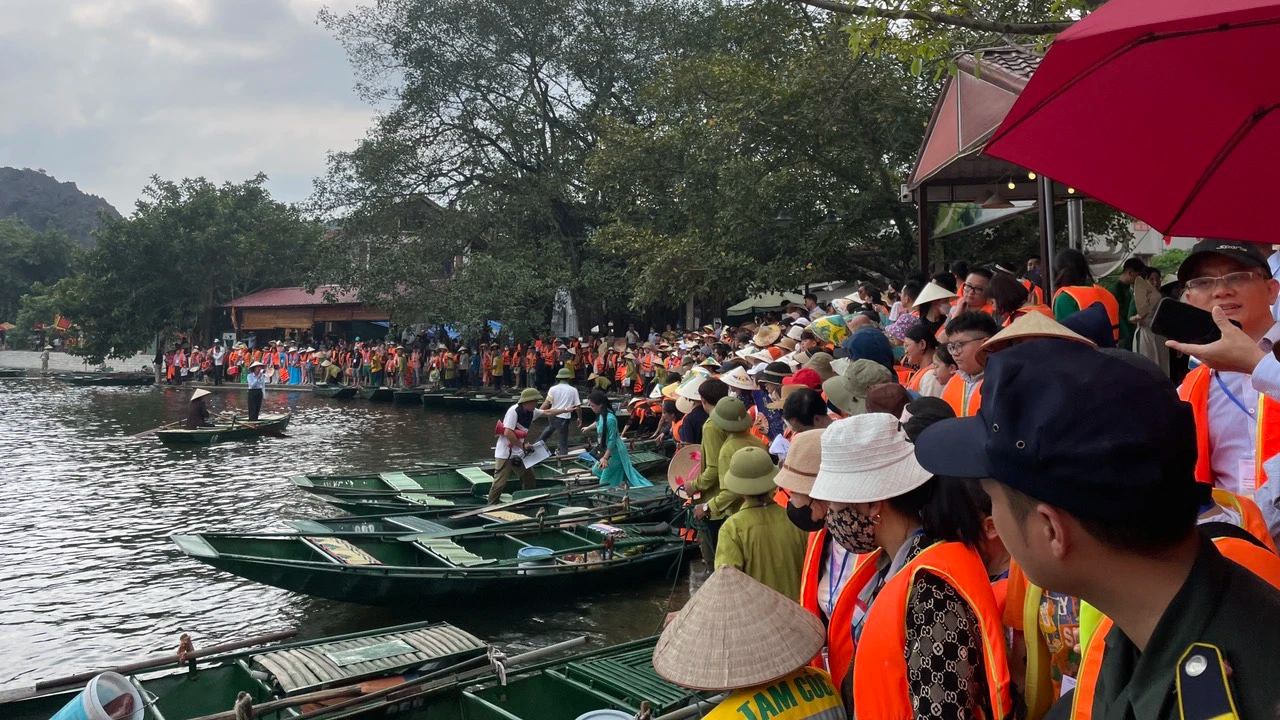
left=714, top=498, right=806, bottom=601
left=1084, top=536, right=1280, bottom=719
left=1111, top=279, right=1134, bottom=351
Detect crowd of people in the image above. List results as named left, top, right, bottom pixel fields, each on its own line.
left=636, top=240, right=1280, bottom=720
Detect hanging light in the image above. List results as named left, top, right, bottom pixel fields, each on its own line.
left=980, top=192, right=1013, bottom=209
left=774, top=211, right=794, bottom=225
left=820, top=210, right=843, bottom=226
left=1067, top=187, right=1076, bottom=194
left=1027, top=172, right=1037, bottom=180
left=1007, top=180, right=1017, bottom=190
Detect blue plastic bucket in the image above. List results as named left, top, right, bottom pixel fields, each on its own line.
left=517, top=546, right=553, bottom=560
left=575, top=710, right=633, bottom=720
left=49, top=672, right=144, bottom=720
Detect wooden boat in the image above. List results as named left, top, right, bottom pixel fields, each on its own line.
left=314, top=382, right=358, bottom=399
left=0, top=368, right=24, bottom=378
left=156, top=413, right=292, bottom=445
left=291, top=453, right=604, bottom=497
left=311, top=482, right=674, bottom=522
left=393, top=387, right=425, bottom=404
left=360, top=386, right=395, bottom=402
left=55, top=371, right=155, bottom=386
left=172, top=522, right=692, bottom=607
left=0, top=621, right=489, bottom=720
left=0, top=628, right=704, bottom=720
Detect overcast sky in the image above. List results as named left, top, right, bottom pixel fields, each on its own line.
left=0, top=0, right=374, bottom=213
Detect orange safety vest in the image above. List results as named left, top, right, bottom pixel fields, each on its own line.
left=1020, top=278, right=1046, bottom=305
left=1004, top=303, right=1055, bottom=327
left=853, top=542, right=1012, bottom=720
left=642, top=352, right=655, bottom=373
left=1053, top=285, right=1120, bottom=342
left=799, top=533, right=882, bottom=696
left=1071, top=533, right=1280, bottom=720
left=942, top=374, right=983, bottom=417
left=905, top=366, right=928, bottom=393
left=893, top=365, right=913, bottom=384
left=1179, top=364, right=1280, bottom=491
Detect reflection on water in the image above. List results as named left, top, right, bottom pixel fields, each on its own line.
left=0, top=378, right=698, bottom=689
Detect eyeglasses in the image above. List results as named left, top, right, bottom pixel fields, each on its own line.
left=946, top=337, right=984, bottom=355
left=1185, top=271, right=1265, bottom=294
left=963, top=283, right=987, bottom=294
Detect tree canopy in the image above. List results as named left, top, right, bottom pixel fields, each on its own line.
left=53, top=175, right=320, bottom=363
left=0, top=217, right=76, bottom=324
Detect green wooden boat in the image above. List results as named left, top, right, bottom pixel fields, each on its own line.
left=55, top=371, right=155, bottom=386
left=314, top=383, right=358, bottom=399
left=0, top=629, right=705, bottom=720
left=156, top=413, right=292, bottom=445
left=393, top=387, right=425, bottom=404
left=0, top=621, right=489, bottom=720
left=172, top=522, right=691, bottom=607
left=291, top=453, right=603, bottom=498
left=0, top=368, right=24, bottom=378
left=360, top=386, right=395, bottom=402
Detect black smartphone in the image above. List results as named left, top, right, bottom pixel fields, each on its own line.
left=1149, top=297, right=1240, bottom=345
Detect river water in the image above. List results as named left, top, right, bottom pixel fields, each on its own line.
left=0, top=377, right=698, bottom=690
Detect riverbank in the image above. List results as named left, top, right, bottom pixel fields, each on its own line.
left=0, top=350, right=152, bottom=373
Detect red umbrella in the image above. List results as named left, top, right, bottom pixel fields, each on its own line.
left=985, top=0, right=1280, bottom=244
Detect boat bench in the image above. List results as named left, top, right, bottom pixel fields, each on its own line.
left=415, top=538, right=495, bottom=567
left=455, top=467, right=495, bottom=487
left=305, top=537, right=382, bottom=565
left=558, top=646, right=693, bottom=714
left=396, top=494, right=455, bottom=507
left=388, top=516, right=452, bottom=534
left=380, top=472, right=424, bottom=491
left=479, top=510, right=531, bottom=522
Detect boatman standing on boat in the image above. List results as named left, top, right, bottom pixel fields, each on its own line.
left=247, top=360, right=266, bottom=421
left=490, top=388, right=574, bottom=505
left=538, top=368, right=583, bottom=456
left=186, top=389, right=213, bottom=429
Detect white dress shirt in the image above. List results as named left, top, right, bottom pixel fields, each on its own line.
left=1270, top=251, right=1280, bottom=322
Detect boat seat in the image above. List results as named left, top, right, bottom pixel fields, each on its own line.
left=397, top=494, right=455, bottom=507
left=456, top=467, right=495, bottom=487
left=388, top=516, right=451, bottom=534
left=415, top=538, right=495, bottom=567
left=379, top=472, right=422, bottom=491
left=480, top=510, right=531, bottom=522
left=305, top=537, right=382, bottom=566
left=561, top=645, right=693, bottom=714
left=251, top=623, right=485, bottom=695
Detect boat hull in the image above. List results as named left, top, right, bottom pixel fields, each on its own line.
left=361, top=386, right=395, bottom=402
left=56, top=372, right=154, bottom=386
left=315, top=383, right=358, bottom=399
left=156, top=414, right=292, bottom=445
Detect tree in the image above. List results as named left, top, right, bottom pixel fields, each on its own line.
left=308, top=0, right=723, bottom=337
left=54, top=176, right=320, bottom=363
left=0, top=217, right=76, bottom=322
left=589, top=2, right=932, bottom=308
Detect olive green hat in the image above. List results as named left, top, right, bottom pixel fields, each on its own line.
left=518, top=388, right=543, bottom=404
left=710, top=397, right=752, bottom=433
left=723, top=446, right=780, bottom=496
left=556, top=367, right=573, bottom=380
left=822, top=359, right=893, bottom=416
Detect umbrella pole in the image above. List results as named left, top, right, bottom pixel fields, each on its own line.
left=1038, top=175, right=1058, bottom=298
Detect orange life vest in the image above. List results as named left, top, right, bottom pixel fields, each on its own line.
left=1020, top=278, right=1046, bottom=305
left=1004, top=303, right=1055, bottom=327
left=799, top=534, right=882, bottom=696
left=905, top=365, right=928, bottom=393
left=893, top=365, right=913, bottom=384
left=1179, top=364, right=1280, bottom=491
left=1053, top=285, right=1120, bottom=342
left=853, top=541, right=1013, bottom=720
left=1071, top=533, right=1280, bottom=720
left=942, top=374, right=983, bottom=417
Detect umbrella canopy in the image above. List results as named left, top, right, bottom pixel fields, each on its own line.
left=985, top=0, right=1280, bottom=244
left=726, top=292, right=804, bottom=316
left=0, top=322, right=15, bottom=331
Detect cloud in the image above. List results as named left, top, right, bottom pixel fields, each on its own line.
left=0, top=0, right=375, bottom=212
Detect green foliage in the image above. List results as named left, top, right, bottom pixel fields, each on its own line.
left=0, top=217, right=77, bottom=322
left=12, top=282, right=60, bottom=346
left=0, top=167, right=120, bottom=247
left=589, top=2, right=931, bottom=308
left=56, top=175, right=320, bottom=363
left=1149, top=248, right=1189, bottom=275
left=308, top=0, right=723, bottom=337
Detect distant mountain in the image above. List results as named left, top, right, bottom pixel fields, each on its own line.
left=0, top=167, right=120, bottom=247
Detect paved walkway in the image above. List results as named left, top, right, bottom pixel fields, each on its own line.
left=0, top=350, right=152, bottom=373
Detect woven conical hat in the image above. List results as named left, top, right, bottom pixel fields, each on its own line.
left=912, top=282, right=957, bottom=308
left=667, top=444, right=702, bottom=492
left=653, top=567, right=825, bottom=691
left=978, top=310, right=1094, bottom=361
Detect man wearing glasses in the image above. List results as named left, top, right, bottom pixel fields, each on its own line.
left=1167, top=240, right=1280, bottom=509
left=951, top=268, right=996, bottom=318
left=940, top=311, right=999, bottom=417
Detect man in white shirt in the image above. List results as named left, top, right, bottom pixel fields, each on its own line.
left=490, top=388, right=573, bottom=504
left=211, top=340, right=227, bottom=386
left=539, top=368, right=583, bottom=455
left=246, top=361, right=267, bottom=420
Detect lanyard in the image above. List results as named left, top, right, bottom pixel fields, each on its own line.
left=1213, top=372, right=1256, bottom=421
left=827, top=544, right=851, bottom=616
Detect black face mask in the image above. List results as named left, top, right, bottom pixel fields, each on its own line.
left=786, top=501, right=826, bottom=532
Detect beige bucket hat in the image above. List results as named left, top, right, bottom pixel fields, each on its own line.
left=774, top=428, right=825, bottom=494
left=653, top=567, right=825, bottom=691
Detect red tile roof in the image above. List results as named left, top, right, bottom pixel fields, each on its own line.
left=224, top=286, right=365, bottom=308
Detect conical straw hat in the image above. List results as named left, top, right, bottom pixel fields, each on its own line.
left=912, top=282, right=957, bottom=308
left=652, top=567, right=825, bottom=691
left=667, top=444, right=703, bottom=492
left=978, top=311, right=1094, bottom=361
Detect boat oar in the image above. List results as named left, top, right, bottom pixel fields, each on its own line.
left=130, top=421, right=180, bottom=438
left=286, top=636, right=588, bottom=720
left=185, top=685, right=364, bottom=720
left=447, top=483, right=604, bottom=519
left=232, top=419, right=288, bottom=438
left=35, top=629, right=298, bottom=691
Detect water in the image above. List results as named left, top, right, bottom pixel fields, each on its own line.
left=0, top=378, right=697, bottom=690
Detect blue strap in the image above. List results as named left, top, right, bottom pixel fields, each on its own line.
left=1213, top=372, right=1255, bottom=421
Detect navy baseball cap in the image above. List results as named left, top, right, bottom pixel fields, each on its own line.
left=914, top=338, right=1205, bottom=521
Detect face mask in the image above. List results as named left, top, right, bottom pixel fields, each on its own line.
left=786, top=501, right=826, bottom=533
left=825, top=506, right=878, bottom=554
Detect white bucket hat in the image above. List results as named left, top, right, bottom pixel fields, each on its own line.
left=810, top=414, right=932, bottom=503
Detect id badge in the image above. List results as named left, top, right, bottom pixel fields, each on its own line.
left=1239, top=457, right=1257, bottom=496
